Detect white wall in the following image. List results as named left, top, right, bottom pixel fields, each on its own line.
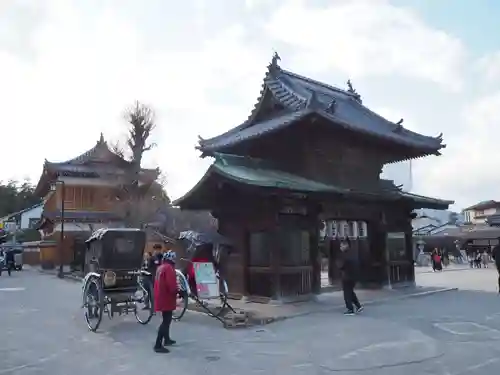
left=464, top=207, right=500, bottom=224
left=20, top=205, right=43, bottom=230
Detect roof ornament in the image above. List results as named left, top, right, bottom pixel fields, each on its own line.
left=393, top=118, right=404, bottom=132
left=326, top=99, right=337, bottom=114
left=98, top=132, right=105, bottom=144
left=346, top=79, right=358, bottom=95
left=435, top=132, right=443, bottom=141
left=346, top=79, right=362, bottom=103
left=198, top=135, right=205, bottom=142
left=268, top=51, right=281, bottom=72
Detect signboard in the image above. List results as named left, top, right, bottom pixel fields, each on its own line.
left=3, top=222, right=17, bottom=233
left=193, top=262, right=219, bottom=299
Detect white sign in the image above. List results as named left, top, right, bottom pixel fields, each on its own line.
left=193, top=262, right=219, bottom=299
left=3, top=222, right=17, bottom=233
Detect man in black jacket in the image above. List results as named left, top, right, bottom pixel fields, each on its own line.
left=338, top=238, right=363, bottom=315
left=492, top=240, right=500, bottom=293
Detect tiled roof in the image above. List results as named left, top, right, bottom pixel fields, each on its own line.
left=486, top=214, right=500, bottom=226
left=463, top=200, right=500, bottom=211
left=46, top=133, right=127, bottom=167
left=198, top=109, right=312, bottom=151
left=199, top=59, right=444, bottom=154
left=35, top=133, right=159, bottom=197
left=173, top=153, right=452, bottom=210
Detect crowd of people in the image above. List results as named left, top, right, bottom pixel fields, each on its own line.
left=466, top=250, right=491, bottom=269
left=430, top=248, right=449, bottom=271
left=429, top=241, right=500, bottom=293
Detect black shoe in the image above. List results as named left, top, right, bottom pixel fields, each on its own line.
left=164, top=339, right=176, bottom=346
left=344, top=310, right=355, bottom=316
left=356, top=306, right=364, bottom=313
left=154, top=346, right=170, bottom=353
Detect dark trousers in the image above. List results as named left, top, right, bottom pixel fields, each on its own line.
left=143, top=276, right=154, bottom=309
left=342, top=279, right=361, bottom=311
left=155, top=311, right=173, bottom=348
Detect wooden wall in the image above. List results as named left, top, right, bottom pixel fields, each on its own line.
left=56, top=185, right=113, bottom=211
left=222, top=117, right=395, bottom=189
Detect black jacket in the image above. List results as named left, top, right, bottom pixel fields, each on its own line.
left=146, top=256, right=159, bottom=275
left=338, top=252, right=359, bottom=282
left=5, top=251, right=14, bottom=263
left=493, top=245, right=500, bottom=266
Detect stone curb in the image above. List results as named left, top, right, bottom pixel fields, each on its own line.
left=416, top=268, right=474, bottom=274
left=247, top=287, right=458, bottom=326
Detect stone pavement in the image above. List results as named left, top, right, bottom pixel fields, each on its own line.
left=34, top=265, right=456, bottom=326
left=194, top=284, right=456, bottom=325
left=415, top=263, right=473, bottom=274
left=1, top=267, right=500, bottom=374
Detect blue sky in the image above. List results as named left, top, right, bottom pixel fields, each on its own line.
left=395, top=0, right=499, bottom=56
left=1, top=0, right=500, bottom=210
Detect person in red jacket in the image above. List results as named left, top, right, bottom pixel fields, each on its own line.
left=153, top=250, right=178, bottom=353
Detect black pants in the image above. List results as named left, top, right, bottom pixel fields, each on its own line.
left=6, top=261, right=14, bottom=276
left=342, top=279, right=361, bottom=311
left=143, top=276, right=154, bottom=309
left=155, top=311, right=173, bottom=348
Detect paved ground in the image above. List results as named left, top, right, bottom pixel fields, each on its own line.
left=1, top=268, right=499, bottom=375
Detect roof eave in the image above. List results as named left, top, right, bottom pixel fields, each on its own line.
left=172, top=166, right=217, bottom=208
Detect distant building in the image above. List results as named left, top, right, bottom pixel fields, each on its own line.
left=0, top=203, right=43, bottom=232
left=33, top=133, right=159, bottom=267
left=463, top=200, right=500, bottom=225
left=412, top=209, right=463, bottom=235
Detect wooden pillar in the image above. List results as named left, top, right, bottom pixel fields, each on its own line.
left=310, top=222, right=321, bottom=294
left=270, top=231, right=280, bottom=299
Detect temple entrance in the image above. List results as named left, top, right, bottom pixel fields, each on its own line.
left=320, top=219, right=369, bottom=290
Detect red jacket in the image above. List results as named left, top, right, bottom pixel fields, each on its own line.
left=154, top=262, right=177, bottom=312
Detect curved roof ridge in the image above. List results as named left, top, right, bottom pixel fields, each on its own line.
left=345, top=98, right=443, bottom=145
left=45, top=134, right=126, bottom=166
left=280, top=69, right=358, bottom=100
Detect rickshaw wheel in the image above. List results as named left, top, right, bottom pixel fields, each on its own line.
left=173, top=271, right=189, bottom=321
left=83, top=277, right=104, bottom=332
left=133, top=283, right=153, bottom=325
left=173, top=290, right=188, bottom=321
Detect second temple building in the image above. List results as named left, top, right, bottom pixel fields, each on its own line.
left=174, top=55, right=453, bottom=301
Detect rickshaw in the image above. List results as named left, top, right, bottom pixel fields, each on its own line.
left=173, top=230, right=236, bottom=324
left=81, top=228, right=153, bottom=332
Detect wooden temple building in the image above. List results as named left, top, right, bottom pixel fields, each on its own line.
left=34, top=133, right=159, bottom=268
left=174, top=54, right=453, bottom=301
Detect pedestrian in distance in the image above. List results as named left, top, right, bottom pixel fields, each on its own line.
left=481, top=250, right=489, bottom=268
left=153, top=250, right=178, bottom=353
left=492, top=239, right=500, bottom=293
left=338, top=237, right=363, bottom=316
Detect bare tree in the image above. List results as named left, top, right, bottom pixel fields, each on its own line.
left=113, top=101, right=163, bottom=227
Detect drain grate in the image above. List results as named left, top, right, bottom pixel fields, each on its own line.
left=205, top=355, right=221, bottom=362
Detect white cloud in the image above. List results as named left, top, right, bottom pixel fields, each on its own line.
left=475, top=51, right=500, bottom=83
left=421, top=91, right=500, bottom=208
left=0, top=0, right=490, bottom=211
left=266, top=0, right=465, bottom=92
